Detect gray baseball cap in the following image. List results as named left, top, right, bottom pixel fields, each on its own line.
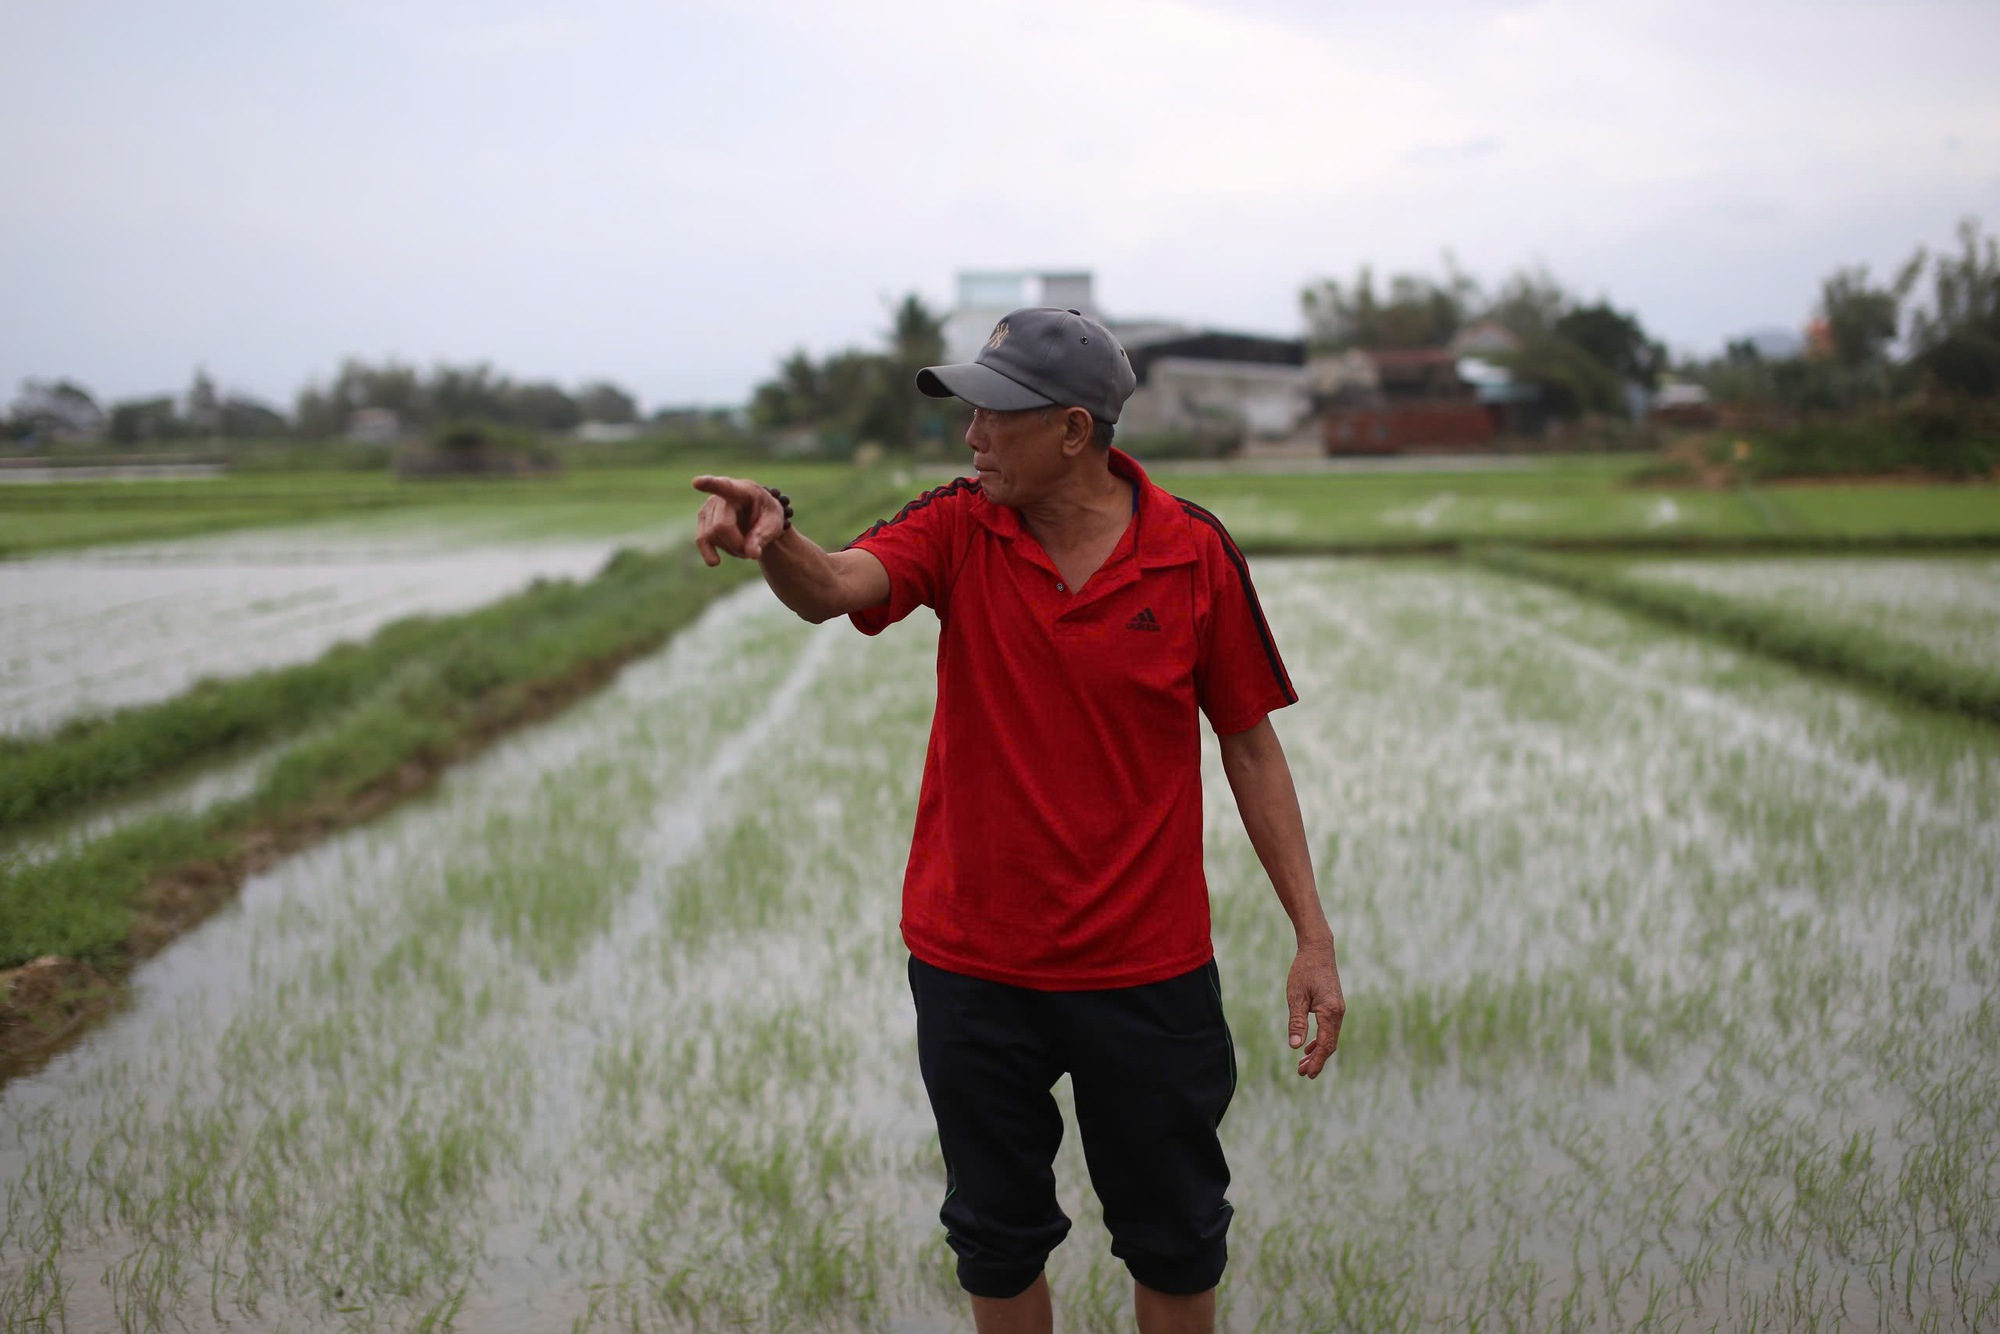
left=916, top=307, right=1138, bottom=424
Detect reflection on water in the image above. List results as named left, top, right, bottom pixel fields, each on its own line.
left=0, top=463, right=229, bottom=484
left=0, top=532, right=623, bottom=735
left=3, top=564, right=1998, bottom=1330
left=1631, top=554, right=2000, bottom=674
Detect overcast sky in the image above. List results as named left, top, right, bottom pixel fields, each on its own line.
left=4, top=0, right=1997, bottom=412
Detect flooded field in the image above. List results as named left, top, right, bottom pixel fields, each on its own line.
left=3, top=559, right=1997, bottom=1331
left=1166, top=470, right=1737, bottom=545
left=1626, top=554, right=2000, bottom=677
left=0, top=513, right=684, bottom=736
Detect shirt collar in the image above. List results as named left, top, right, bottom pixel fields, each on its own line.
left=968, top=447, right=1199, bottom=569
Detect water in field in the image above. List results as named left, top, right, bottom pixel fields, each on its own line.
left=3, top=561, right=1998, bottom=1331
left=1627, top=554, right=2000, bottom=678
left=0, top=513, right=684, bottom=736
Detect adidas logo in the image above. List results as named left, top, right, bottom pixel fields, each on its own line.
left=1126, top=606, right=1162, bottom=632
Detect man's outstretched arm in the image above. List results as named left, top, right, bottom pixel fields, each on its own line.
left=692, top=475, right=890, bottom=624
left=1216, top=715, right=1345, bottom=1079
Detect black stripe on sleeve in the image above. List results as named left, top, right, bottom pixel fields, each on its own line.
left=846, top=475, right=982, bottom=548
left=1175, top=497, right=1298, bottom=703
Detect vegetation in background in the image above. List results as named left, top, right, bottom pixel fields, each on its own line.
left=1300, top=257, right=1483, bottom=351
left=1909, top=217, right=2000, bottom=398
left=1300, top=257, right=1664, bottom=420
left=748, top=294, right=957, bottom=454
left=394, top=419, right=562, bottom=478
left=2, top=360, right=662, bottom=454
left=293, top=360, right=641, bottom=439
left=1738, top=400, right=2000, bottom=480
left=1687, top=216, right=2000, bottom=415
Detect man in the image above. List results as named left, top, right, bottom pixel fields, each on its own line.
left=692, top=306, right=1343, bottom=1334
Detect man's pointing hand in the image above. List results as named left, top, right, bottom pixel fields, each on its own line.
left=692, top=475, right=787, bottom=566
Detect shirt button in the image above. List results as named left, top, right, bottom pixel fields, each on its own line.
left=1055, top=583, right=1065, bottom=592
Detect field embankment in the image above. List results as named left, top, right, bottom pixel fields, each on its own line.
left=0, top=464, right=741, bottom=558
left=1474, top=548, right=2000, bottom=727
left=1162, top=456, right=2000, bottom=552
left=1638, top=401, right=2000, bottom=486
left=3, top=606, right=532, bottom=831
left=0, top=471, right=901, bottom=1075
left=6, top=559, right=1996, bottom=1329
left=6, top=455, right=1998, bottom=1078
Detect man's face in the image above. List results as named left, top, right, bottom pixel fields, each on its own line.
left=965, top=405, right=1069, bottom=507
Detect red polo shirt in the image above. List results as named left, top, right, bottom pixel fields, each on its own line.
left=848, top=448, right=1297, bottom=990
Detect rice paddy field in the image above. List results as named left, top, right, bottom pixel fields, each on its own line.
left=0, top=469, right=733, bottom=559
left=1161, top=463, right=2000, bottom=547
left=0, top=471, right=738, bottom=735
left=0, top=536, right=616, bottom=737
left=1623, top=555, right=2000, bottom=679
left=4, top=538, right=1998, bottom=1330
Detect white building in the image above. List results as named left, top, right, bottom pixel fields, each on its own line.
left=944, top=270, right=1105, bottom=364
left=943, top=268, right=1309, bottom=450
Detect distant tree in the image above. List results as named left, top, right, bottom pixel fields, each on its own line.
left=1476, top=269, right=1647, bottom=417
left=1483, top=266, right=1572, bottom=339
left=1302, top=260, right=1477, bottom=350
left=349, top=360, right=425, bottom=422
left=879, top=293, right=949, bottom=445
left=7, top=379, right=105, bottom=442
left=1817, top=259, right=1922, bottom=372
left=746, top=292, right=948, bottom=449
left=1301, top=258, right=1654, bottom=418
left=504, top=380, right=582, bottom=431
left=1498, top=335, right=1624, bottom=419
left=427, top=363, right=509, bottom=425
left=750, top=349, right=823, bottom=429
left=1554, top=302, right=1664, bottom=388
left=779, top=350, right=824, bottom=418
left=297, top=358, right=425, bottom=436
left=292, top=383, right=342, bottom=439
left=1908, top=217, right=2000, bottom=397
left=823, top=348, right=895, bottom=442
left=575, top=380, right=638, bottom=425
left=218, top=395, right=286, bottom=438
left=749, top=381, right=796, bottom=430
left=889, top=293, right=946, bottom=370
left=185, top=367, right=221, bottom=435
left=108, top=395, right=185, bottom=444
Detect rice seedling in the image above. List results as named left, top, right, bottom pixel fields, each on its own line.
left=0, top=536, right=613, bottom=737
left=1, top=555, right=1995, bottom=1329
left=1626, top=554, right=2000, bottom=679
left=1476, top=547, right=2000, bottom=727
left=1161, top=459, right=2000, bottom=553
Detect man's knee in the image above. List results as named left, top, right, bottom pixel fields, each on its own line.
left=1119, top=1234, right=1228, bottom=1296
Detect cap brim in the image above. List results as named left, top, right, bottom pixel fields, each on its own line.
left=915, top=362, right=1055, bottom=411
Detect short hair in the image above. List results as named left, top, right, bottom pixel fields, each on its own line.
left=1046, top=405, right=1115, bottom=451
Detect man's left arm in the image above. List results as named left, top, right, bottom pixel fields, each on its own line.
left=1217, top=716, right=1345, bottom=1079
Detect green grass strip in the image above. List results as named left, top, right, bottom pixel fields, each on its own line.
left=0, top=477, right=901, bottom=971
left=0, top=470, right=878, bottom=832
left=1224, top=532, right=2000, bottom=558
left=0, top=616, right=476, bottom=831
left=1472, top=546, right=2000, bottom=727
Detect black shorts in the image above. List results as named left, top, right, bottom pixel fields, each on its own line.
left=907, top=954, right=1237, bottom=1299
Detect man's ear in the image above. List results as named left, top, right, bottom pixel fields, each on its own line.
left=1058, top=407, right=1094, bottom=457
